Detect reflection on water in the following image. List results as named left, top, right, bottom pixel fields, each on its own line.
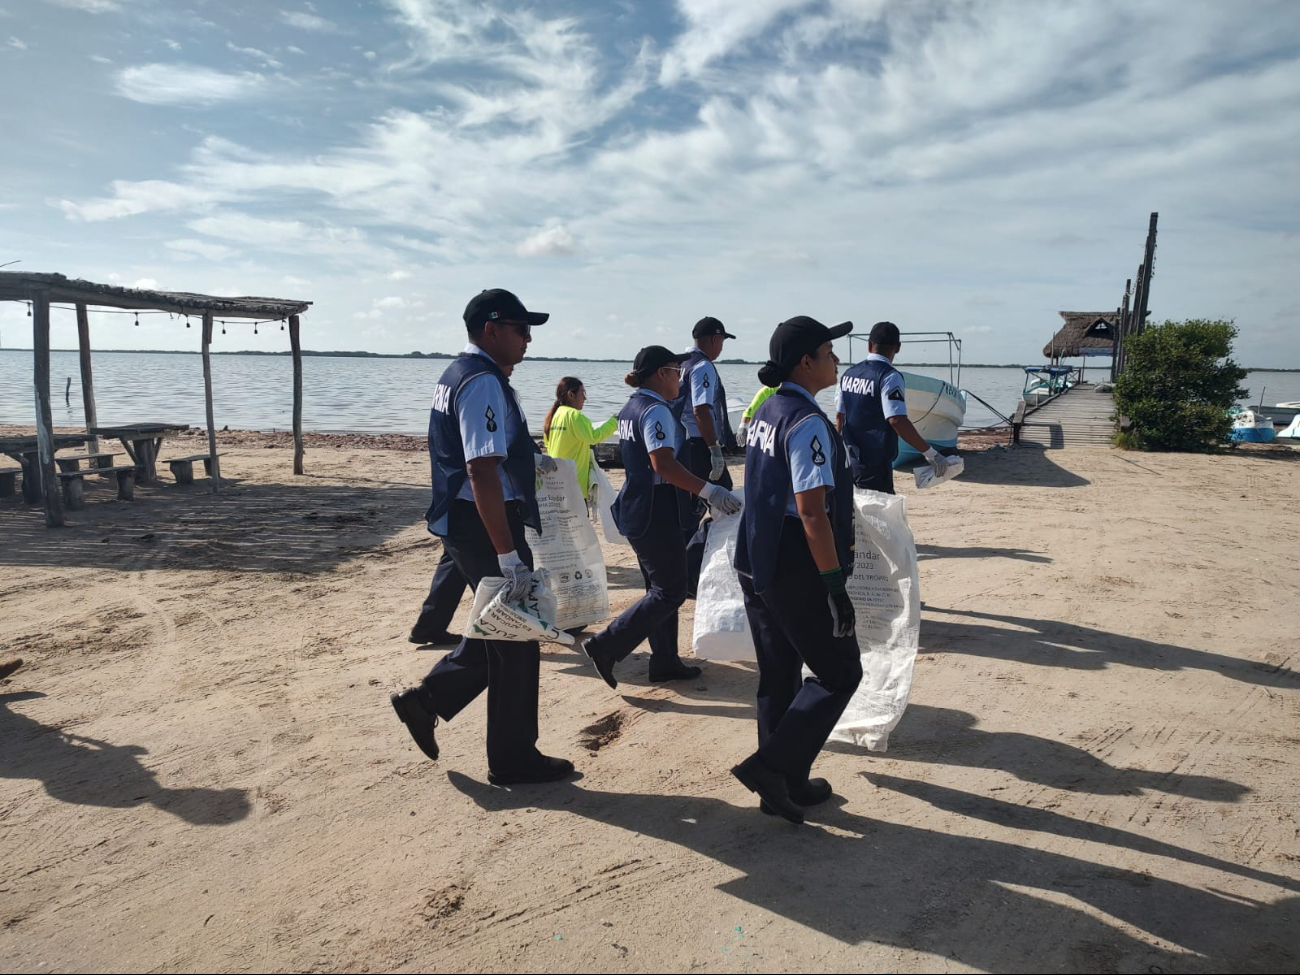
left=2, top=350, right=1295, bottom=437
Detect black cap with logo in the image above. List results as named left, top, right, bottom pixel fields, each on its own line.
left=632, top=345, right=691, bottom=379
left=692, top=316, right=736, bottom=340
left=758, top=315, right=852, bottom=386
left=463, top=288, right=550, bottom=330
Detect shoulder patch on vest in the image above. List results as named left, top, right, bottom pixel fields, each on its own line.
left=485, top=406, right=498, bottom=432
left=887, top=388, right=905, bottom=402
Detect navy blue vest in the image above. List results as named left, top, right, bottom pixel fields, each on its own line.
left=839, top=358, right=901, bottom=491
left=734, top=387, right=855, bottom=593
left=671, top=348, right=737, bottom=449
left=424, top=352, right=541, bottom=536
left=611, top=391, right=682, bottom=539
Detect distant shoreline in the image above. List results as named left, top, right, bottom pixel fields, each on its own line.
left=0, top=348, right=1296, bottom=371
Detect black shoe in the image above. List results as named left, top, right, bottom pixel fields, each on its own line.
left=487, top=755, right=576, bottom=785
left=390, top=689, right=439, bottom=761
left=761, top=777, right=833, bottom=815
left=581, top=636, right=618, bottom=690
left=408, top=627, right=460, bottom=647
left=648, top=660, right=702, bottom=683
left=731, top=754, right=804, bottom=824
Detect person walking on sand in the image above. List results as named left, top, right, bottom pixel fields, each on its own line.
left=835, top=321, right=950, bottom=494
left=542, top=376, right=618, bottom=506
left=580, top=346, right=743, bottom=689
left=731, top=316, right=862, bottom=824
left=390, top=288, right=575, bottom=785
left=673, top=317, right=738, bottom=540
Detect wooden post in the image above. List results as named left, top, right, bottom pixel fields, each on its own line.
left=289, top=314, right=304, bottom=475
left=32, top=291, right=64, bottom=528
left=1114, top=278, right=1132, bottom=381
left=201, top=311, right=221, bottom=493
left=75, top=302, right=99, bottom=454
left=1134, top=212, right=1159, bottom=335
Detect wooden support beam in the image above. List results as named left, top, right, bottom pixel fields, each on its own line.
left=75, top=302, right=99, bottom=454
left=201, top=311, right=221, bottom=493
left=32, top=291, right=64, bottom=528
left=289, top=314, right=304, bottom=475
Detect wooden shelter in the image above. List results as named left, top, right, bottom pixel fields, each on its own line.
left=1043, top=311, right=1119, bottom=363
left=0, top=271, right=311, bottom=528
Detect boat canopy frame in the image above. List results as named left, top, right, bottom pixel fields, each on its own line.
left=845, top=330, right=963, bottom=388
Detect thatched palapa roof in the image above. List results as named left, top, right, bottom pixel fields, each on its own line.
left=1043, top=311, right=1118, bottom=358
left=0, top=271, right=311, bottom=319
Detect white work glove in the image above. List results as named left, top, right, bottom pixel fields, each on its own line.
left=497, top=550, right=533, bottom=603
left=534, top=454, right=558, bottom=474
left=923, top=447, right=951, bottom=477
left=708, top=444, right=726, bottom=481
left=736, top=420, right=750, bottom=448
left=700, top=481, right=742, bottom=516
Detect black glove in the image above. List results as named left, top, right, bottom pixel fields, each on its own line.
left=828, top=590, right=856, bottom=638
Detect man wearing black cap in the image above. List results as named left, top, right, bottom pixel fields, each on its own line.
left=732, top=316, right=862, bottom=824
left=390, top=288, right=574, bottom=785
left=673, top=316, right=738, bottom=541
left=836, top=321, right=951, bottom=494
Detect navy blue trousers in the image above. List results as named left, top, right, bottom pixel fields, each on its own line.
left=414, top=548, right=468, bottom=634
left=740, top=519, right=863, bottom=782
left=591, top=485, right=688, bottom=666
left=418, top=500, right=541, bottom=773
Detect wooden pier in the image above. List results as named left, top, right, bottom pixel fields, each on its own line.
left=1015, top=383, right=1116, bottom=448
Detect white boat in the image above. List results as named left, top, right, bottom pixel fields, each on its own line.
left=1277, top=414, right=1300, bottom=440
left=895, top=372, right=967, bottom=465
left=1228, top=409, right=1277, bottom=443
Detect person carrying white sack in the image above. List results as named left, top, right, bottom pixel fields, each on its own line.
left=731, top=316, right=862, bottom=825
left=389, top=288, right=575, bottom=786
left=835, top=320, right=951, bottom=493
left=581, top=346, right=742, bottom=689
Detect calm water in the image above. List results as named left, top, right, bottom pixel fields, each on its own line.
left=2, top=350, right=1296, bottom=436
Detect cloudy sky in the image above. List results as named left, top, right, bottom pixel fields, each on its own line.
left=2, top=0, right=1298, bottom=365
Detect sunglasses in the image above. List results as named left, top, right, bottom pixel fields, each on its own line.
left=493, top=318, right=531, bottom=338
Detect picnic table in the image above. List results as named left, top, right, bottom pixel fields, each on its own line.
left=90, top=423, right=191, bottom=485
left=0, top=433, right=90, bottom=504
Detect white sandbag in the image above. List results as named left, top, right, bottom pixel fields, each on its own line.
left=588, top=453, right=630, bottom=547
left=830, top=488, right=920, bottom=752
left=691, top=505, right=754, bottom=661
left=525, top=458, right=610, bottom=630
left=913, top=455, right=965, bottom=489
left=466, top=570, right=575, bottom=646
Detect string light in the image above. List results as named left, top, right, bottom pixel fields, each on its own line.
left=26, top=302, right=32, bottom=317
left=254, top=322, right=258, bottom=335
left=134, top=312, right=139, bottom=327
left=221, top=321, right=226, bottom=335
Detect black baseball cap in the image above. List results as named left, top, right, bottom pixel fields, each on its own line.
left=633, top=345, right=690, bottom=379
left=463, top=288, right=549, bottom=330
left=692, top=316, right=736, bottom=340
left=868, top=320, right=901, bottom=346
left=769, top=315, right=853, bottom=370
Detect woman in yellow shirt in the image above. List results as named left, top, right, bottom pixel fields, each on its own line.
left=542, top=377, right=618, bottom=500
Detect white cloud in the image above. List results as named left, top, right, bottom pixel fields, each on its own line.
left=166, top=238, right=237, bottom=261
left=660, top=0, right=819, bottom=84
left=163, top=38, right=181, bottom=51
left=131, top=277, right=159, bottom=290
left=281, top=10, right=340, bottom=33
left=387, top=269, right=411, bottom=280
left=59, top=179, right=222, bottom=221
left=375, top=295, right=407, bottom=309
left=115, top=63, right=270, bottom=106
left=7, top=35, right=25, bottom=50
left=288, top=46, right=306, bottom=55
left=364, top=50, right=377, bottom=60
left=43, top=0, right=120, bottom=12
left=517, top=222, right=577, bottom=258
left=226, top=41, right=282, bottom=69
left=89, top=54, right=111, bottom=63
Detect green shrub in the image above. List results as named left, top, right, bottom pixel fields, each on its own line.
left=1113, top=319, right=1248, bottom=452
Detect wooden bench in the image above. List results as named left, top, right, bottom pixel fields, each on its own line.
left=55, top=452, right=124, bottom=473
left=168, top=453, right=221, bottom=485
left=57, top=465, right=137, bottom=509
left=0, top=468, right=21, bottom=497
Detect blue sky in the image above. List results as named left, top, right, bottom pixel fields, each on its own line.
left=2, top=0, right=1298, bottom=365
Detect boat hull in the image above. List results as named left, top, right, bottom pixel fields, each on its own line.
left=1229, top=410, right=1278, bottom=443
left=895, top=372, right=967, bottom=466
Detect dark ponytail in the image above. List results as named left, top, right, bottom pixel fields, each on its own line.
left=543, top=376, right=583, bottom=438
left=757, top=360, right=785, bottom=387
left=624, top=371, right=643, bottom=388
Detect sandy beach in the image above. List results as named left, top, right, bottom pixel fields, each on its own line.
left=2, top=433, right=1298, bottom=973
